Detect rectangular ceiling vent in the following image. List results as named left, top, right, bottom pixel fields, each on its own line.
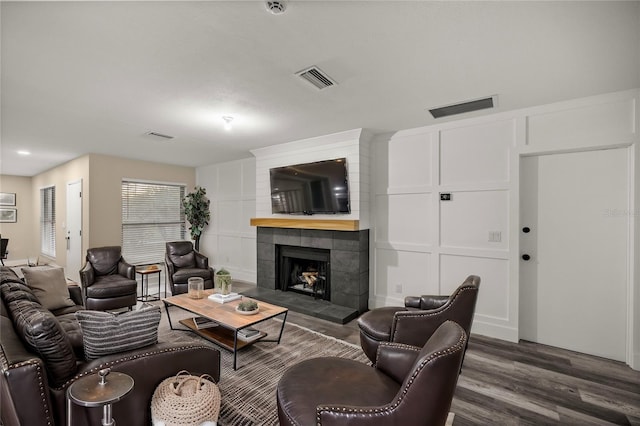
left=428, top=95, right=497, bottom=119
left=145, top=131, right=174, bottom=140
left=296, top=66, right=337, bottom=90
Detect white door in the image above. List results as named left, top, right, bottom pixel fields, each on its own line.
left=66, top=180, right=83, bottom=283
left=519, top=148, right=629, bottom=361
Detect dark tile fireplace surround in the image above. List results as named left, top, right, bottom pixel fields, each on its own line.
left=242, top=227, right=369, bottom=324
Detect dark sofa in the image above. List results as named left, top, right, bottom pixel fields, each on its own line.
left=0, top=266, right=221, bottom=426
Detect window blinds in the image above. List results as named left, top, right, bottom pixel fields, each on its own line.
left=40, top=186, right=56, bottom=257
left=121, top=181, right=186, bottom=266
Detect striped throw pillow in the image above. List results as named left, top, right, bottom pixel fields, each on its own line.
left=75, top=305, right=161, bottom=360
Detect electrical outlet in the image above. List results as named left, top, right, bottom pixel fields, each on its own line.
left=395, top=284, right=402, bottom=293
left=488, top=231, right=502, bottom=242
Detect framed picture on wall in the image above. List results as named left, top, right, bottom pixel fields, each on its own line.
left=0, top=208, right=17, bottom=223
left=0, top=193, right=16, bottom=206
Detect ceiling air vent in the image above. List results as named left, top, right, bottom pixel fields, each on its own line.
left=145, top=131, right=174, bottom=140
left=428, top=95, right=497, bottom=119
left=296, top=66, right=337, bottom=90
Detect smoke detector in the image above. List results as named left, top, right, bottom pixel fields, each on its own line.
left=266, top=1, right=287, bottom=15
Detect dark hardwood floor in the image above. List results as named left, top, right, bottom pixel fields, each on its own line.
left=231, top=281, right=640, bottom=425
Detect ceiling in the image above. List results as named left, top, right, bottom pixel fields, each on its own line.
left=2, top=1, right=639, bottom=177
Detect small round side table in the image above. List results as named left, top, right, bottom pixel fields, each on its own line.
left=67, top=368, right=134, bottom=426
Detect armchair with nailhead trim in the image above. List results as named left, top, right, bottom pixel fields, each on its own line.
left=276, top=320, right=467, bottom=426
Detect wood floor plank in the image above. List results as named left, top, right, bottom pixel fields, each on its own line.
left=230, top=282, right=640, bottom=425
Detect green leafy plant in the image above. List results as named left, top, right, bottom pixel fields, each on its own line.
left=183, top=186, right=210, bottom=251
left=237, top=300, right=258, bottom=312
left=215, top=268, right=232, bottom=294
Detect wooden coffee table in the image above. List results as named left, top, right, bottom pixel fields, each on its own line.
left=162, top=289, right=288, bottom=370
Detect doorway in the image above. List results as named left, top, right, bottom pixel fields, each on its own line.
left=66, top=180, right=83, bottom=283
left=519, top=148, right=629, bottom=362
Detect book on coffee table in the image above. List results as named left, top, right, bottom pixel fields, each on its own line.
left=193, top=316, right=218, bottom=330
left=237, top=327, right=261, bottom=342
left=208, top=292, right=242, bottom=304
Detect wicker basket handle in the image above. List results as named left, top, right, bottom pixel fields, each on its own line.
left=172, top=371, right=216, bottom=396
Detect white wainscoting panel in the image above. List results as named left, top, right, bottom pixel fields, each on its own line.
left=440, top=120, right=514, bottom=186
left=375, top=248, right=435, bottom=301
left=440, top=254, right=510, bottom=321
left=375, top=193, right=432, bottom=245
left=440, top=190, right=509, bottom=251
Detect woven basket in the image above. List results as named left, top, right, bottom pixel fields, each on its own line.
left=151, top=370, right=221, bottom=426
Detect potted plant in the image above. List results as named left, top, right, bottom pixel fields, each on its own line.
left=215, top=268, right=232, bottom=295
left=183, top=186, right=210, bottom=251
left=236, top=300, right=259, bottom=315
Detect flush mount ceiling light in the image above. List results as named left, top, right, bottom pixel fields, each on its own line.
left=428, top=95, right=498, bottom=119
left=17, top=150, right=31, bottom=155
left=222, top=116, right=234, bottom=131
left=265, top=0, right=286, bottom=15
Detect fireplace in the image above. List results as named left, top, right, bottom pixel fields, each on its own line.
left=277, top=245, right=330, bottom=300
left=253, top=227, right=369, bottom=322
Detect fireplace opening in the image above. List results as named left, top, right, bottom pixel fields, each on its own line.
left=276, top=245, right=330, bottom=301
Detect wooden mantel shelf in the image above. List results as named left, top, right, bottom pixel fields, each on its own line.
left=250, top=218, right=359, bottom=231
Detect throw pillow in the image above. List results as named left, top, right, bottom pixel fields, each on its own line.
left=21, top=267, right=75, bottom=311
left=75, top=305, right=161, bottom=360
left=10, top=299, right=77, bottom=387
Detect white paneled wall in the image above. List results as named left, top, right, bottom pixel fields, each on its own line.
left=372, top=89, right=639, bottom=350
left=372, top=119, right=515, bottom=340
left=196, top=157, right=257, bottom=283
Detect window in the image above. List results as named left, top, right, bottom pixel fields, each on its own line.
left=122, top=180, right=186, bottom=265
left=40, top=186, right=56, bottom=257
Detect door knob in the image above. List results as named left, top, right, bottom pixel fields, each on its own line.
left=522, top=254, right=531, bottom=261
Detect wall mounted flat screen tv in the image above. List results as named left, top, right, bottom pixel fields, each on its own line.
left=270, top=158, right=350, bottom=215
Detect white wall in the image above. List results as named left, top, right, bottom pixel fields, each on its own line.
left=371, top=88, right=639, bottom=368
left=251, top=128, right=371, bottom=229
left=196, top=158, right=257, bottom=283
left=371, top=119, right=515, bottom=341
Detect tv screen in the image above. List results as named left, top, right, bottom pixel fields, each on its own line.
left=270, top=158, right=350, bottom=215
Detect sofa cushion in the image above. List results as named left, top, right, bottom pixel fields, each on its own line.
left=84, top=274, right=138, bottom=299
left=76, top=305, right=161, bottom=360
left=0, top=281, right=41, bottom=304
left=22, top=267, right=75, bottom=311
left=9, top=299, right=77, bottom=387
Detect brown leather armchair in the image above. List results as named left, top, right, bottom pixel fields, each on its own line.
left=165, top=241, right=214, bottom=295
left=277, top=320, right=467, bottom=426
left=79, top=246, right=138, bottom=311
left=357, top=275, right=480, bottom=364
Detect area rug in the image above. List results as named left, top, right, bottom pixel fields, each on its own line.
left=158, top=307, right=455, bottom=426
left=157, top=308, right=370, bottom=425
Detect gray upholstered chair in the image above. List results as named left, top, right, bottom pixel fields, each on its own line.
left=276, top=320, right=467, bottom=426
left=79, top=246, right=138, bottom=311
left=357, top=275, right=480, bottom=364
left=165, top=241, right=214, bottom=295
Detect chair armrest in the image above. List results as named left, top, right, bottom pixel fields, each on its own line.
left=79, top=263, right=94, bottom=287
left=375, top=342, right=421, bottom=383
left=194, top=251, right=209, bottom=269
left=165, top=253, right=175, bottom=275
left=64, top=343, right=221, bottom=426
left=118, top=260, right=135, bottom=279
left=68, top=285, right=83, bottom=306
left=390, top=309, right=450, bottom=348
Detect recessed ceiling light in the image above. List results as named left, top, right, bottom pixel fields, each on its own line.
left=17, top=150, right=31, bottom=156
